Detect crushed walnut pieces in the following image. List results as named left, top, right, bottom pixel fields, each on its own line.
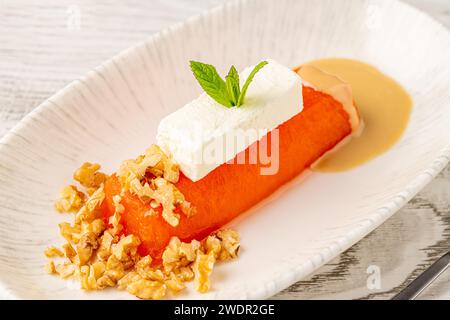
left=44, top=246, right=64, bottom=258
left=45, top=226, right=239, bottom=299
left=45, top=260, right=56, bottom=274
left=45, top=146, right=240, bottom=299
left=193, top=253, right=215, bottom=293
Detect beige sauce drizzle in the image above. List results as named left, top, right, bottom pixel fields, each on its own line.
left=304, top=58, right=412, bottom=172
left=298, top=65, right=361, bottom=134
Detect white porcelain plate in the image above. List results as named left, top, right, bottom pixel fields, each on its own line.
left=1, top=0, right=450, bottom=299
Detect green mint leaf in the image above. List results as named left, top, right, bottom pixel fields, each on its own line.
left=190, top=61, right=233, bottom=108
left=237, top=61, right=268, bottom=107
left=225, top=65, right=240, bottom=105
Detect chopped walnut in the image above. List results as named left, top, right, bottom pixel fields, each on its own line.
left=111, top=235, right=141, bottom=262
left=83, top=219, right=106, bottom=237
left=115, top=144, right=192, bottom=227
left=44, top=246, right=64, bottom=258
left=193, top=253, right=215, bottom=293
left=131, top=180, right=154, bottom=201
left=59, top=222, right=81, bottom=243
left=47, top=140, right=240, bottom=299
left=117, top=271, right=141, bottom=290
left=152, top=178, right=181, bottom=227
left=216, top=229, right=240, bottom=261
left=126, top=279, right=167, bottom=300
left=180, top=240, right=201, bottom=262
left=96, top=274, right=116, bottom=289
left=135, top=256, right=166, bottom=281
left=55, top=185, right=85, bottom=213
left=162, top=237, right=200, bottom=273
left=105, top=254, right=122, bottom=270
left=161, top=209, right=179, bottom=228
left=87, top=187, right=105, bottom=211
left=179, top=201, right=196, bottom=217
left=104, top=255, right=125, bottom=281
left=62, top=243, right=77, bottom=262
left=92, top=261, right=106, bottom=276
left=109, top=196, right=124, bottom=235
left=79, top=266, right=93, bottom=290
left=112, top=195, right=124, bottom=211
left=74, top=195, right=104, bottom=228
left=162, top=158, right=179, bottom=183
left=174, top=267, right=195, bottom=282
left=145, top=145, right=180, bottom=183
left=75, top=186, right=105, bottom=223
left=117, top=147, right=161, bottom=193
left=46, top=226, right=239, bottom=298
left=74, top=162, right=107, bottom=189
left=80, top=261, right=106, bottom=290
left=135, top=256, right=152, bottom=276
left=205, top=235, right=222, bottom=258
left=166, top=273, right=186, bottom=294
left=97, top=230, right=115, bottom=261
left=163, top=238, right=181, bottom=268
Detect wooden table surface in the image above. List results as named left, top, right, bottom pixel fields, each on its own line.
left=1, top=0, right=449, bottom=300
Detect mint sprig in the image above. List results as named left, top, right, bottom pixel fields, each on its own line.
left=189, top=61, right=233, bottom=108
left=225, top=66, right=240, bottom=105
left=190, top=60, right=268, bottom=108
